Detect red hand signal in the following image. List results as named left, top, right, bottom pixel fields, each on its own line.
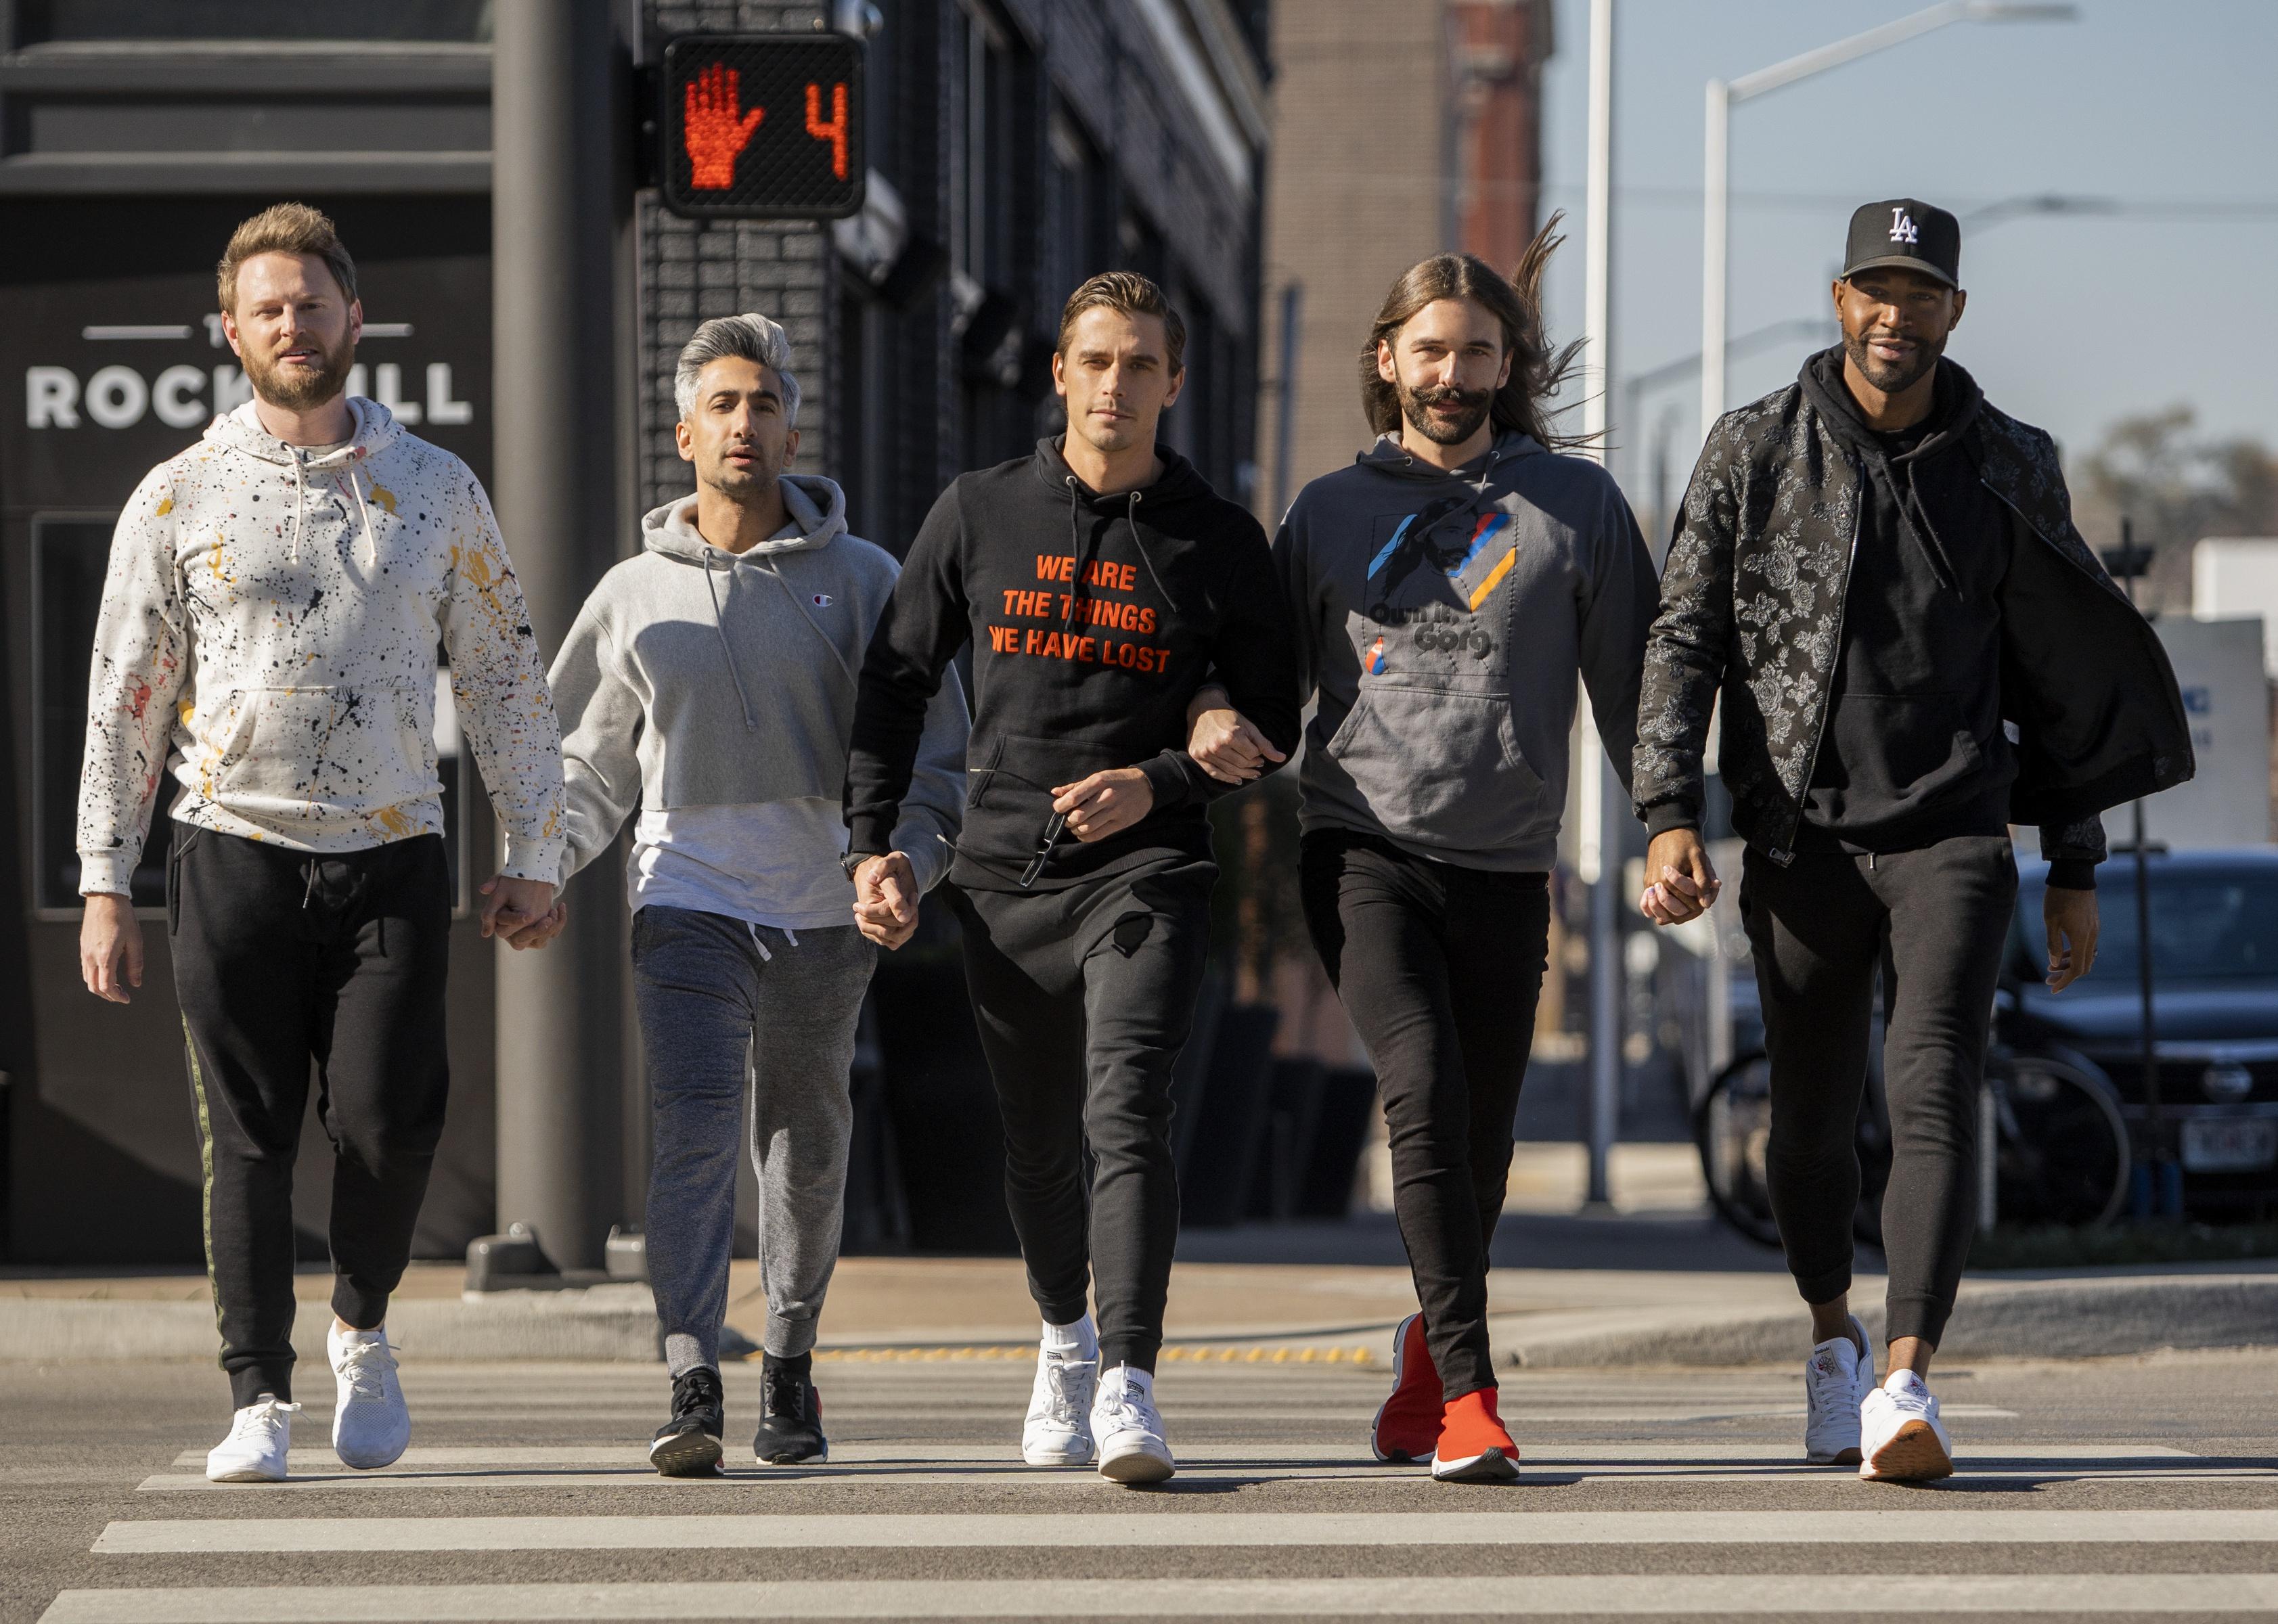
left=805, top=81, right=850, bottom=181
left=684, top=64, right=764, bottom=191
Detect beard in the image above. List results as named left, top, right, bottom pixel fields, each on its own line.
left=1399, top=381, right=1493, bottom=446
left=1844, top=326, right=1945, bottom=396
left=703, top=441, right=786, bottom=498
left=241, top=329, right=355, bottom=411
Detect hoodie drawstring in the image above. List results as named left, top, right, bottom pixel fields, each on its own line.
left=341, top=467, right=378, bottom=571
left=1061, top=479, right=1180, bottom=629
left=288, top=455, right=307, bottom=566
left=1888, top=455, right=1963, bottom=598
left=702, top=558, right=759, bottom=731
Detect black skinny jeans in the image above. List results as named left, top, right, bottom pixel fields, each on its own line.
left=1299, top=830, right=1550, bottom=1401
left=1740, top=836, right=2017, bottom=1347
left=169, top=828, right=453, bottom=1407
left=946, top=857, right=1215, bottom=1375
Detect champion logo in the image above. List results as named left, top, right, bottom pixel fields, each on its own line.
left=811, top=593, right=834, bottom=607
left=1889, top=207, right=1919, bottom=244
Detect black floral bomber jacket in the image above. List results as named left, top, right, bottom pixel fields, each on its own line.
left=1631, top=380, right=2194, bottom=868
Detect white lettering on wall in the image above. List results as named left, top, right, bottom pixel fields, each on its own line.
left=426, top=363, right=472, bottom=425
left=26, top=366, right=79, bottom=428
left=212, top=365, right=253, bottom=414
left=376, top=362, right=424, bottom=424
left=85, top=365, right=149, bottom=428
left=152, top=365, right=206, bottom=430
left=23, top=361, right=474, bottom=428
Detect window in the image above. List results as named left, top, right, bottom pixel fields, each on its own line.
left=32, top=514, right=468, bottom=916
left=10, top=1, right=493, bottom=44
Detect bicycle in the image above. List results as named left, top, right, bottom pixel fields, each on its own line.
left=1697, top=1027, right=2130, bottom=1250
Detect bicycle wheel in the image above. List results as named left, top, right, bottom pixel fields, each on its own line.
left=1990, top=1050, right=2130, bottom=1227
left=1695, top=1053, right=1784, bottom=1248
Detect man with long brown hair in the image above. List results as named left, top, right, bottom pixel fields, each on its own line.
left=1190, top=231, right=1656, bottom=1481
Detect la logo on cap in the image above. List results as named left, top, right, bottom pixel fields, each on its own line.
left=1889, top=207, right=1920, bottom=244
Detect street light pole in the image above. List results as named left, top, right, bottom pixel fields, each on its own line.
left=491, top=0, right=626, bottom=1274
left=1698, top=3, right=2076, bottom=438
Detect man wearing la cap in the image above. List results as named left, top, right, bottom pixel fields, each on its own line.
left=1632, top=199, right=2191, bottom=1481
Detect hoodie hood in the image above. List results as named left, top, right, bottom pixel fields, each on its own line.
left=1800, top=347, right=1984, bottom=466
left=1029, top=436, right=1213, bottom=510
left=1356, top=428, right=1546, bottom=487
left=202, top=396, right=404, bottom=567
left=640, top=473, right=849, bottom=565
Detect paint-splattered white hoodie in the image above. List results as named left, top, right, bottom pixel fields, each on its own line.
left=76, top=397, right=566, bottom=894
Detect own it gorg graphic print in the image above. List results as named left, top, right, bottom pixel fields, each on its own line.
left=987, top=552, right=1173, bottom=675
left=1359, top=497, right=1518, bottom=673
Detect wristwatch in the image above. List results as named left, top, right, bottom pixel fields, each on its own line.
left=841, top=850, right=881, bottom=882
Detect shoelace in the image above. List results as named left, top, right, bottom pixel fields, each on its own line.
left=231, top=1398, right=301, bottom=1443
left=336, top=1338, right=399, bottom=1403
left=1096, top=1383, right=1159, bottom=1437
left=671, top=1370, right=723, bottom=1422
left=763, top=1366, right=809, bottom=1421
left=1040, top=1359, right=1092, bottom=1424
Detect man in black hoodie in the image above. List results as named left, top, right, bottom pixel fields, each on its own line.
left=1634, top=200, right=2191, bottom=1483
left=845, top=272, right=1300, bottom=1485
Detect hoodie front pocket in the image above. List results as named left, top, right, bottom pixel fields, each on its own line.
left=964, top=732, right=1126, bottom=861
left=1320, top=683, right=1552, bottom=853
left=204, top=681, right=430, bottom=823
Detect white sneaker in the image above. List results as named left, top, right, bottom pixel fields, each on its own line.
left=205, top=1395, right=299, bottom=1483
left=1859, top=1370, right=1954, bottom=1482
left=1092, top=1363, right=1174, bottom=1485
left=1022, top=1342, right=1098, bottom=1466
left=1803, top=1313, right=1873, bottom=1465
left=329, top=1323, right=411, bottom=1470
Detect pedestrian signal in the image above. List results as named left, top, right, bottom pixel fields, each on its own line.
left=659, top=34, right=864, bottom=220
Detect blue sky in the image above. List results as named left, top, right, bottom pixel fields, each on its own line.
left=1534, top=0, right=2278, bottom=502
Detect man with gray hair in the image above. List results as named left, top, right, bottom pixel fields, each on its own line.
left=537, top=313, right=967, bottom=1474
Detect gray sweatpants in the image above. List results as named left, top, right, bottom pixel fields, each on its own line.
left=630, top=905, right=878, bottom=1375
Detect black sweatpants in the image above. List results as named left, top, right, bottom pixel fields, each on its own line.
left=1739, top=836, right=2017, bottom=1348
left=168, top=827, right=453, bottom=1407
left=945, top=857, right=1215, bottom=1375
left=1299, top=830, right=1550, bottom=1402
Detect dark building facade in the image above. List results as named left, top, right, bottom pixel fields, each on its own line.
left=0, top=0, right=1270, bottom=1262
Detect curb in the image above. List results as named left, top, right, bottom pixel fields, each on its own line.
left=0, top=1287, right=671, bottom=1365
left=1507, top=1273, right=2278, bottom=1368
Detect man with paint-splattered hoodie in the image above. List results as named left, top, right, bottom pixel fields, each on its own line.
left=75, top=203, right=565, bottom=1486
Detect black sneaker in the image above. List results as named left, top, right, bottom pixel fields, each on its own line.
left=648, top=1366, right=725, bottom=1477
left=753, top=1351, right=826, bottom=1464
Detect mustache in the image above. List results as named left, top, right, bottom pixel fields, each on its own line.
left=1410, top=384, right=1493, bottom=410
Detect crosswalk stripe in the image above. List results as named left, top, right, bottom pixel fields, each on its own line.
left=137, top=1462, right=2259, bottom=1492
left=162, top=1439, right=2194, bottom=1470
left=37, top=1573, right=2278, bottom=1619
left=89, top=1508, right=2278, bottom=1553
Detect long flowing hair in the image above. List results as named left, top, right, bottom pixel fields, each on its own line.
left=1359, top=214, right=1592, bottom=452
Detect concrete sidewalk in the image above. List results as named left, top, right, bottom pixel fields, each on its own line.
left=5, top=1208, right=2275, bottom=1369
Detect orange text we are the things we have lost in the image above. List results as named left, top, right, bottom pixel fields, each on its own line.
left=987, top=552, right=1173, bottom=675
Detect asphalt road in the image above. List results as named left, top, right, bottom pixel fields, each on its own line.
left=5, top=1347, right=2278, bottom=1620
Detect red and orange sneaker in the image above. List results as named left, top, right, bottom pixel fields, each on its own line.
left=1430, top=1386, right=1520, bottom=1483
left=1370, top=1311, right=1441, bottom=1462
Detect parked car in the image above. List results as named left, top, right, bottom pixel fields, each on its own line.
left=2006, top=847, right=2278, bottom=1219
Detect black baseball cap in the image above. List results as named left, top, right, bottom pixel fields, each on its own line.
left=1841, top=198, right=1961, bottom=290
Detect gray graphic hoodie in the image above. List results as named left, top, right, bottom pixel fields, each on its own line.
left=1276, top=431, right=1657, bottom=872
left=76, top=398, right=566, bottom=893
left=551, top=475, right=968, bottom=894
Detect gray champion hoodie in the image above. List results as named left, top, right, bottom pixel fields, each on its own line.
left=1276, top=432, right=1658, bottom=872
left=551, top=474, right=967, bottom=892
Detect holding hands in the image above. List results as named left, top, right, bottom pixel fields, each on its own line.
left=1638, top=828, right=1722, bottom=926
